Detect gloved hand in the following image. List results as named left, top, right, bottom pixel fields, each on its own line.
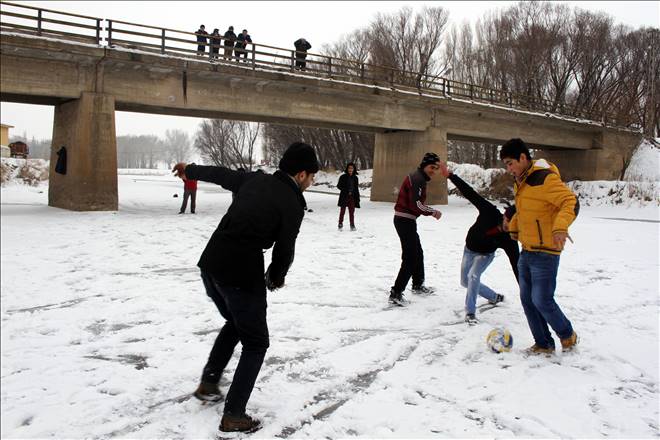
left=265, top=267, right=284, bottom=291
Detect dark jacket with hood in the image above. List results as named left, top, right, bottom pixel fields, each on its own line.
left=294, top=38, right=312, bottom=52
left=449, top=172, right=519, bottom=281
left=337, top=165, right=360, bottom=208
left=184, top=164, right=306, bottom=290
left=224, top=29, right=236, bottom=47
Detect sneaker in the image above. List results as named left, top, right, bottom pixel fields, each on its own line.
left=338, top=223, right=343, bottom=230
left=350, top=225, right=356, bottom=231
left=193, top=381, right=223, bottom=402
left=465, top=313, right=478, bottom=325
left=523, top=344, right=555, bottom=355
left=560, top=331, right=578, bottom=352
left=388, top=288, right=408, bottom=307
left=488, top=294, right=505, bottom=305
left=411, top=285, right=435, bottom=295
left=219, top=413, right=262, bottom=433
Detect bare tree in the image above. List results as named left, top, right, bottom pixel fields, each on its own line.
left=195, top=119, right=260, bottom=170
left=163, top=129, right=193, bottom=164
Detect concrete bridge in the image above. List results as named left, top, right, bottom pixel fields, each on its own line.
left=1, top=32, right=641, bottom=211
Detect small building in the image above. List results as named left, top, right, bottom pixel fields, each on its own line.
left=9, top=141, right=29, bottom=158
left=1, top=123, right=13, bottom=158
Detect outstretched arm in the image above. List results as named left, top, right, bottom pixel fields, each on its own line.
left=173, top=162, right=248, bottom=193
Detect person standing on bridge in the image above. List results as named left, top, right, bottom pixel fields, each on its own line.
left=294, top=38, right=312, bottom=70
left=172, top=142, right=319, bottom=433
left=210, top=28, right=221, bottom=59
left=196, top=24, right=208, bottom=56
left=235, top=29, right=252, bottom=63
left=388, top=152, right=443, bottom=306
left=500, top=138, right=579, bottom=355
left=337, top=162, right=360, bottom=231
left=223, top=26, right=236, bottom=60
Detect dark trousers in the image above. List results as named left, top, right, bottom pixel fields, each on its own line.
left=295, top=53, right=307, bottom=70
left=180, top=189, right=196, bottom=213
left=338, top=195, right=355, bottom=226
left=197, top=44, right=205, bottom=55
left=393, top=216, right=424, bottom=293
left=235, top=47, right=247, bottom=61
left=200, top=271, right=269, bottom=416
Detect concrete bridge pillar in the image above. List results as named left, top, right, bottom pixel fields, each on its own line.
left=371, top=127, right=448, bottom=205
left=49, top=92, right=118, bottom=211
left=537, top=131, right=641, bottom=181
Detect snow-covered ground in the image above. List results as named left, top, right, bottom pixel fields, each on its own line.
left=1, top=171, right=659, bottom=438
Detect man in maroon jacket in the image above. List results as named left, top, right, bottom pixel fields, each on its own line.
left=179, top=178, right=198, bottom=214
left=389, top=152, right=443, bottom=306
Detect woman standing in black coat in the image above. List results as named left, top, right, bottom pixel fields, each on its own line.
left=337, top=162, right=360, bottom=231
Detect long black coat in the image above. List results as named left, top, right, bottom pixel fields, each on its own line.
left=337, top=173, right=360, bottom=208
left=185, top=165, right=306, bottom=289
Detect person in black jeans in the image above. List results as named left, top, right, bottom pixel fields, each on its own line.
left=195, top=24, right=208, bottom=56
left=439, top=162, right=519, bottom=324
left=234, top=29, right=252, bottom=62
left=172, top=142, right=319, bottom=433
left=389, top=152, right=443, bottom=306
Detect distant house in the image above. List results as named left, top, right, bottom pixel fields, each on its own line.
left=9, top=141, right=29, bottom=158
left=1, top=123, right=13, bottom=158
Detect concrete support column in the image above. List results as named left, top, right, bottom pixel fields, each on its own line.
left=49, top=92, right=118, bottom=211
left=537, top=131, right=641, bottom=181
left=371, top=127, right=448, bottom=205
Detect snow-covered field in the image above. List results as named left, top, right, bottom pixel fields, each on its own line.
left=1, top=172, right=659, bottom=438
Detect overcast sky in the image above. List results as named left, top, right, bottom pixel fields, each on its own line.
left=2, top=1, right=659, bottom=142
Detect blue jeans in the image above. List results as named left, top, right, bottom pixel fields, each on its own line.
left=518, top=251, right=573, bottom=348
left=461, top=247, right=497, bottom=314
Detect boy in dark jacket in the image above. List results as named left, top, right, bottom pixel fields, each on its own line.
left=234, top=29, right=252, bottom=62
left=389, top=152, right=443, bottom=306
left=294, top=38, right=312, bottom=70
left=336, top=162, right=360, bottom=231
left=172, top=142, right=319, bottom=434
left=439, top=162, right=519, bottom=324
left=196, top=25, right=208, bottom=56
left=223, top=26, right=236, bottom=59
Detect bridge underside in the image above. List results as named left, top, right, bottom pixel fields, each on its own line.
left=0, top=33, right=641, bottom=210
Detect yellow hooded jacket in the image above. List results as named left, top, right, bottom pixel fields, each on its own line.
left=508, top=159, right=579, bottom=255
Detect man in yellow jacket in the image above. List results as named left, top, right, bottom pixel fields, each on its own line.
left=500, top=138, right=579, bottom=354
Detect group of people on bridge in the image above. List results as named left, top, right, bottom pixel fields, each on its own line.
left=172, top=138, right=580, bottom=434
left=195, top=24, right=312, bottom=70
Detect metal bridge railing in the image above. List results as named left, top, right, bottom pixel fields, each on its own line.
left=0, top=1, right=633, bottom=130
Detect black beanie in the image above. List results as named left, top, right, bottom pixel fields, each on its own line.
left=279, top=142, right=319, bottom=175
left=419, top=152, right=440, bottom=169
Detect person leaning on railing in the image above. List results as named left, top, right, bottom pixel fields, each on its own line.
left=223, top=26, right=236, bottom=60
left=196, top=24, right=208, bottom=55
left=234, top=29, right=252, bottom=62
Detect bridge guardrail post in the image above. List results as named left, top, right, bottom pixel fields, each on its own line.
left=37, top=9, right=42, bottom=36
left=96, top=19, right=101, bottom=45
left=360, top=63, right=365, bottom=81
left=327, top=57, right=332, bottom=77
left=161, top=29, right=165, bottom=54
left=251, top=44, right=256, bottom=70
left=107, top=20, right=113, bottom=47
left=290, top=50, right=295, bottom=71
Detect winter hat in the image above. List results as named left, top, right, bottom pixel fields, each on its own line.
left=504, top=205, right=516, bottom=221
left=419, top=152, right=440, bottom=169
left=279, top=142, right=319, bottom=175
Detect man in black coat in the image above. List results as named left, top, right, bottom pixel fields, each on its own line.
left=294, top=38, right=312, bottom=70
left=210, top=28, right=221, bottom=59
left=439, top=162, right=519, bottom=324
left=235, top=29, right=252, bottom=62
left=196, top=24, right=208, bottom=56
left=223, top=26, right=236, bottom=60
left=172, top=142, right=319, bottom=433
left=336, top=162, right=360, bottom=231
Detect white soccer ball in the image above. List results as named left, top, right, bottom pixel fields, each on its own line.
left=486, top=328, right=513, bottom=353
